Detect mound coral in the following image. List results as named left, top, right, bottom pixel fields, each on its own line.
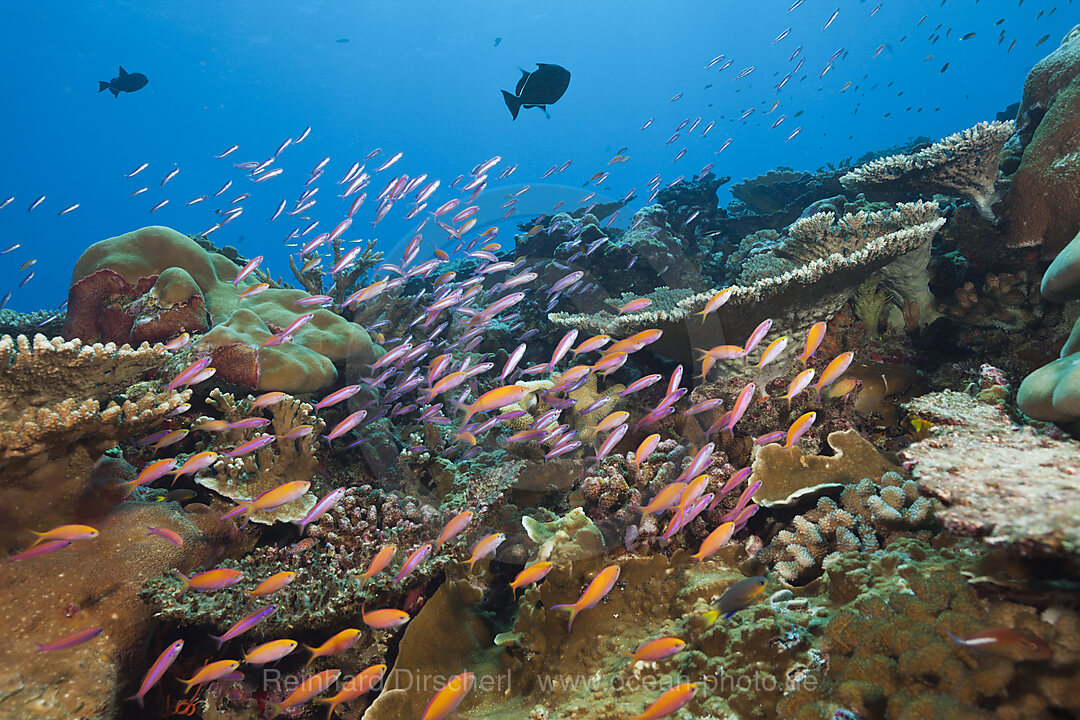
left=0, top=501, right=232, bottom=720
left=1004, top=27, right=1080, bottom=253
left=840, top=120, right=1015, bottom=221
left=65, top=226, right=378, bottom=392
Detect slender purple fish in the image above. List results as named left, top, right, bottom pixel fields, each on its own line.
left=210, top=605, right=277, bottom=648
left=35, top=626, right=103, bottom=652
left=297, top=487, right=347, bottom=534
left=127, top=639, right=184, bottom=707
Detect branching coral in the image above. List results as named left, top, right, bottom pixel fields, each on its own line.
left=756, top=470, right=937, bottom=584
left=289, top=237, right=383, bottom=310
left=841, top=120, right=1015, bottom=220
left=196, top=388, right=325, bottom=524
left=0, top=334, right=188, bottom=548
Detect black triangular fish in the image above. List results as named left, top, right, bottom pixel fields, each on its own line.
left=502, top=63, right=570, bottom=120
left=99, top=65, right=148, bottom=97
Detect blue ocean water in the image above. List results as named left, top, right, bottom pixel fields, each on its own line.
left=0, top=0, right=1058, bottom=311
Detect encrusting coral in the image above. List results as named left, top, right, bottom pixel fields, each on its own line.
left=902, top=389, right=1080, bottom=571
left=65, top=225, right=379, bottom=392
left=0, top=501, right=233, bottom=720
left=0, top=333, right=188, bottom=549
left=749, top=429, right=901, bottom=508
left=840, top=120, right=1015, bottom=221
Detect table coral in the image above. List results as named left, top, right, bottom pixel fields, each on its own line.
left=0, top=333, right=188, bottom=550
left=66, top=225, right=378, bottom=392
left=840, top=121, right=1015, bottom=221
left=549, top=201, right=944, bottom=366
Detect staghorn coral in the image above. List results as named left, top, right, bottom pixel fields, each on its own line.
left=0, top=333, right=188, bottom=549
left=196, top=389, right=325, bottom=525
left=841, top=120, right=1015, bottom=221
left=66, top=225, right=378, bottom=392
left=757, top=470, right=937, bottom=584
left=0, top=501, right=233, bottom=720
left=902, top=389, right=1080, bottom=572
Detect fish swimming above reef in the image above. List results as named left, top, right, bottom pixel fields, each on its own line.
left=502, top=63, right=570, bottom=120
left=98, top=66, right=148, bottom=97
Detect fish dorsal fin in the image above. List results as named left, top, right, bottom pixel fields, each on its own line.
left=515, top=68, right=530, bottom=96
left=118, top=65, right=128, bottom=77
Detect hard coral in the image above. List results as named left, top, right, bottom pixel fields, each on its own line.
left=1004, top=28, right=1080, bottom=253
left=0, top=334, right=187, bottom=549
left=840, top=121, right=1015, bottom=221
left=67, top=226, right=378, bottom=392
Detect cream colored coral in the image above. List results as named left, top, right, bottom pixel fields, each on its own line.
left=841, top=121, right=1015, bottom=220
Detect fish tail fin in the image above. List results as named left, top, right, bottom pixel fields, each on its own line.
left=171, top=570, right=191, bottom=590
left=550, top=603, right=580, bottom=633
left=125, top=693, right=145, bottom=707
left=98, top=81, right=110, bottom=93
left=618, top=651, right=637, bottom=660
left=210, top=634, right=224, bottom=649
left=117, top=479, right=141, bottom=498
left=702, top=609, right=721, bottom=626
left=502, top=90, right=521, bottom=120
left=302, top=646, right=317, bottom=667
left=945, top=631, right=964, bottom=646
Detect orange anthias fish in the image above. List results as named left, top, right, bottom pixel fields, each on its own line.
left=174, top=568, right=245, bottom=593
left=303, top=629, right=362, bottom=666
left=362, top=606, right=411, bottom=629
left=27, top=524, right=99, bottom=547
left=550, top=564, right=620, bottom=633
left=421, top=671, right=475, bottom=720
left=177, top=659, right=240, bottom=693
left=247, top=571, right=297, bottom=597
left=358, top=544, right=397, bottom=587
left=798, top=321, right=827, bottom=365
left=435, top=510, right=473, bottom=548
left=631, top=683, right=698, bottom=719
left=621, top=637, right=687, bottom=662
left=509, top=561, right=554, bottom=599
left=267, top=668, right=342, bottom=719
left=316, top=663, right=387, bottom=717
left=459, top=385, right=529, bottom=426
left=947, top=628, right=1052, bottom=661
left=691, top=522, right=735, bottom=562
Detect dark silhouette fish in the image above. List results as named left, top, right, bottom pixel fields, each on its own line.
left=502, top=63, right=570, bottom=120
left=98, top=66, right=148, bottom=97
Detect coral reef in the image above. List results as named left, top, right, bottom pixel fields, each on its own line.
left=550, top=201, right=944, bottom=364
left=289, top=237, right=384, bottom=312
left=65, top=226, right=378, bottom=392
left=902, top=389, right=1080, bottom=571
left=840, top=121, right=1015, bottom=221
left=0, top=501, right=232, bottom=720
left=0, top=333, right=187, bottom=549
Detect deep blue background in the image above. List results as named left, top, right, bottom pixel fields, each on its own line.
left=0, top=0, right=1064, bottom=311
